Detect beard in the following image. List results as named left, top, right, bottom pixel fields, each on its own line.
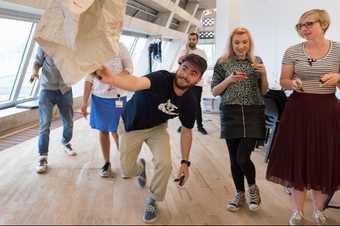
left=188, top=43, right=196, bottom=49
left=174, top=77, right=192, bottom=90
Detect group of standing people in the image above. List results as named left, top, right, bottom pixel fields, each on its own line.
left=211, top=8, right=340, bottom=226
left=30, top=8, right=339, bottom=225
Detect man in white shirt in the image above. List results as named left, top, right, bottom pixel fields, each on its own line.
left=177, top=32, right=208, bottom=134
left=81, top=42, right=133, bottom=178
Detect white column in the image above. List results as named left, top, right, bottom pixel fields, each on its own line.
left=215, top=0, right=241, bottom=58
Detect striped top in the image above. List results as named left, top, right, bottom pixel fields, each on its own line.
left=282, top=41, right=340, bottom=94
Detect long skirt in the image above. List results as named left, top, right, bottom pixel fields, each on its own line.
left=266, top=92, right=340, bottom=193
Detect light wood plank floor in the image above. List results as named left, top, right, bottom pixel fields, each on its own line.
left=0, top=113, right=339, bottom=225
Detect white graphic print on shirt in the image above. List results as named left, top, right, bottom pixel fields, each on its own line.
left=158, top=99, right=179, bottom=116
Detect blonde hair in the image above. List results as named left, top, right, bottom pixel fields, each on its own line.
left=218, top=27, right=255, bottom=64
left=296, top=9, right=330, bottom=34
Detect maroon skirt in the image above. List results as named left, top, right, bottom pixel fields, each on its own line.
left=266, top=92, right=340, bottom=193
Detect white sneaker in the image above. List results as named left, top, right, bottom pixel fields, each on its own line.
left=36, top=156, right=48, bottom=174
left=313, top=209, right=327, bottom=225
left=247, top=185, right=261, bottom=211
left=227, top=191, right=245, bottom=212
left=289, top=210, right=304, bottom=225
left=63, top=143, right=77, bottom=156
left=99, top=162, right=114, bottom=178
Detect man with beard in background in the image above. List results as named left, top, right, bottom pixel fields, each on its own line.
left=177, top=32, right=208, bottom=134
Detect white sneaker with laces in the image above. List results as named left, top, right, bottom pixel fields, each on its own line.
left=313, top=209, right=327, bottom=225
left=227, top=191, right=245, bottom=212
left=289, top=210, right=304, bottom=225
left=36, top=156, right=48, bottom=174
left=99, top=162, right=113, bottom=178
left=247, top=185, right=261, bottom=211
left=63, top=143, right=77, bottom=156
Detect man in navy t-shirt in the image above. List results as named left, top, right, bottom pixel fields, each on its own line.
left=97, top=54, right=207, bottom=223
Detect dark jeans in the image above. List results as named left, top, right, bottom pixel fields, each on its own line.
left=226, top=138, right=257, bottom=192
left=38, top=89, right=73, bottom=155
left=192, top=86, right=203, bottom=128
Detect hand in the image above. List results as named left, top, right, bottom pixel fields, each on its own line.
left=94, top=65, right=113, bottom=84
left=320, top=73, right=340, bottom=87
left=174, top=163, right=189, bottom=187
left=80, top=103, right=88, bottom=119
left=227, top=71, right=248, bottom=83
left=252, top=63, right=267, bottom=77
left=30, top=72, right=39, bottom=83
left=291, top=78, right=304, bottom=92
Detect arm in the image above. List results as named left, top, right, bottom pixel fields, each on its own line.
left=212, top=77, right=234, bottom=96
left=320, top=73, right=340, bottom=88
left=177, top=126, right=192, bottom=186
left=30, top=47, right=45, bottom=82
left=96, top=65, right=151, bottom=91
left=120, top=43, right=134, bottom=74
left=280, top=64, right=302, bottom=91
left=30, top=62, right=41, bottom=82
left=81, top=80, right=93, bottom=118
left=259, top=72, right=269, bottom=95
left=253, top=63, right=269, bottom=95
left=211, top=62, right=247, bottom=96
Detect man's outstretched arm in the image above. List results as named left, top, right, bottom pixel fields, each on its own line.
left=96, top=65, right=151, bottom=91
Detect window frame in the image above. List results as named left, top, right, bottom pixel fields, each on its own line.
left=0, top=18, right=38, bottom=109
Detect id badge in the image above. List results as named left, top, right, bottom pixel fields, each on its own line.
left=115, top=100, right=124, bottom=108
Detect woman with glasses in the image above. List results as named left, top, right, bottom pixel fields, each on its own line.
left=266, top=9, right=340, bottom=225
left=211, top=27, right=268, bottom=212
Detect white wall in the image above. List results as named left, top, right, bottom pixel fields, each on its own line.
left=215, top=0, right=241, bottom=58
left=238, top=0, right=340, bottom=89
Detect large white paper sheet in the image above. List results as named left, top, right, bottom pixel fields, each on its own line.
left=34, top=0, right=127, bottom=85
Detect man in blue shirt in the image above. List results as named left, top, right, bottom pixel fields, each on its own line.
left=97, top=54, right=207, bottom=223
left=31, top=46, right=76, bottom=174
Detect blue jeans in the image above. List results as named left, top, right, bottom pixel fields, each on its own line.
left=38, top=89, right=73, bottom=155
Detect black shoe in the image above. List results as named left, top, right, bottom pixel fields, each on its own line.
left=177, top=126, right=182, bottom=133
left=198, top=127, right=208, bottom=135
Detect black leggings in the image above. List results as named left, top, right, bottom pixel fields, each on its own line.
left=226, top=138, right=257, bottom=192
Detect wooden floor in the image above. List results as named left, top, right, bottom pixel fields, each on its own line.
left=0, top=113, right=339, bottom=225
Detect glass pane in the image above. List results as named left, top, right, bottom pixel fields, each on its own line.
left=152, top=41, right=170, bottom=71
left=132, top=37, right=147, bottom=67
left=17, top=43, right=39, bottom=100
left=0, top=18, right=32, bottom=103
left=120, top=35, right=135, bottom=53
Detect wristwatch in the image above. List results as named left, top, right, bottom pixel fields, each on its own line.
left=181, top=160, right=191, bottom=167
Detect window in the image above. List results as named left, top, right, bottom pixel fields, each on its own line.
left=17, top=43, right=39, bottom=101
left=152, top=40, right=171, bottom=71
left=131, top=37, right=147, bottom=67
left=0, top=18, right=33, bottom=105
left=120, top=35, right=136, bottom=53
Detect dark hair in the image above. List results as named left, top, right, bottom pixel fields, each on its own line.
left=189, top=32, right=199, bottom=39
left=181, top=54, right=207, bottom=75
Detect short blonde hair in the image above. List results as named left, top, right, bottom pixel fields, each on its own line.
left=218, top=27, right=255, bottom=64
left=296, top=9, right=330, bottom=34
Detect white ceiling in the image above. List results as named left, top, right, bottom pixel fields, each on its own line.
left=197, top=0, right=216, bottom=10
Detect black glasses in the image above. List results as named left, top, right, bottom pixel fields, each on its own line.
left=296, top=21, right=319, bottom=30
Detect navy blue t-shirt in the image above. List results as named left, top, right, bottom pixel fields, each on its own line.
left=122, top=70, right=197, bottom=131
